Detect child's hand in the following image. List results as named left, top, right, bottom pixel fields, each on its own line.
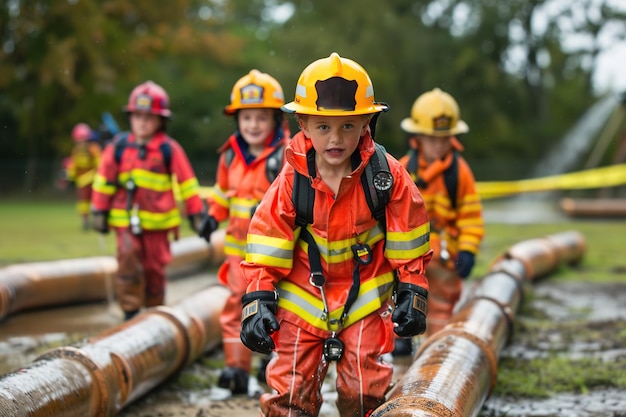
left=455, top=251, right=475, bottom=279
left=392, top=283, right=428, bottom=337
left=240, top=291, right=280, bottom=354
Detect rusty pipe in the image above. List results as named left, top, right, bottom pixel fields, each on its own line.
left=0, top=229, right=226, bottom=321
left=0, top=283, right=229, bottom=417
left=560, top=198, right=626, bottom=218
left=372, top=231, right=586, bottom=417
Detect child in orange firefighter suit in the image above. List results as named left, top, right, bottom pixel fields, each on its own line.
left=91, top=80, right=205, bottom=321
left=238, top=53, right=433, bottom=417
left=66, top=123, right=101, bottom=230
left=396, top=87, right=484, bottom=353
left=197, top=69, right=290, bottom=395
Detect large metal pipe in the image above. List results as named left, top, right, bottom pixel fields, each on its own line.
left=0, top=230, right=225, bottom=321
left=0, top=283, right=229, bottom=417
left=372, top=230, right=586, bottom=417
left=560, top=197, right=626, bottom=218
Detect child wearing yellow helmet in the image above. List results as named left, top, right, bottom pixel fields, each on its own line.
left=396, top=88, right=485, bottom=354
left=197, top=69, right=290, bottom=395
left=239, top=53, right=432, bottom=417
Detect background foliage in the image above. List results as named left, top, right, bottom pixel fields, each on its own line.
left=1, top=0, right=625, bottom=192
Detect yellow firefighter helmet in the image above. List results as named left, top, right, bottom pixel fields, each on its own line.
left=401, top=88, right=469, bottom=136
left=224, top=69, right=285, bottom=115
left=282, top=52, right=388, bottom=116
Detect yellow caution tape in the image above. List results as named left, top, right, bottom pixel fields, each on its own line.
left=477, top=163, right=626, bottom=199
left=195, top=164, right=626, bottom=202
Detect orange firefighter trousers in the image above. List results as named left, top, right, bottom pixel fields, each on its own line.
left=220, top=255, right=253, bottom=371
left=424, top=261, right=463, bottom=336
left=261, top=304, right=395, bottom=417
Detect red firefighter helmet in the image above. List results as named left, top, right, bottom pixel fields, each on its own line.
left=123, top=80, right=172, bottom=118
left=71, top=123, right=92, bottom=142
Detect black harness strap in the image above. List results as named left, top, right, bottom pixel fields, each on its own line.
left=292, top=145, right=391, bottom=327
left=408, top=149, right=459, bottom=209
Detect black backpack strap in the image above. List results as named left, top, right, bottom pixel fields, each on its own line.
left=159, top=140, right=172, bottom=175
left=265, top=144, right=285, bottom=183
left=293, top=148, right=317, bottom=227
left=113, top=132, right=131, bottom=165
left=444, top=151, right=459, bottom=209
left=114, top=132, right=172, bottom=175
left=223, top=147, right=235, bottom=167
left=361, top=143, right=392, bottom=223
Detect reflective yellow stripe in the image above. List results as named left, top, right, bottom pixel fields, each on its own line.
left=109, top=208, right=180, bottom=229
left=245, top=232, right=295, bottom=269
left=230, top=197, right=260, bottom=219
left=93, top=174, right=116, bottom=195
left=76, top=170, right=95, bottom=188
left=277, top=272, right=395, bottom=332
left=297, top=224, right=385, bottom=265
left=77, top=200, right=91, bottom=215
left=385, top=222, right=430, bottom=260
left=118, top=169, right=172, bottom=192
left=179, top=177, right=199, bottom=200
left=211, top=185, right=229, bottom=209
left=225, top=234, right=247, bottom=257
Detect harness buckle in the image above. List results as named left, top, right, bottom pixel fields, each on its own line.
left=309, top=272, right=325, bottom=287
left=352, top=243, right=373, bottom=265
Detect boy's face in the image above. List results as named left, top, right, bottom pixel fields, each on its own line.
left=130, top=111, right=162, bottom=142
left=237, top=108, right=276, bottom=148
left=417, top=135, right=452, bottom=163
left=299, top=114, right=370, bottom=171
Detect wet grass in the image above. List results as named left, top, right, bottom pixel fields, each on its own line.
left=0, top=197, right=197, bottom=267
left=491, top=287, right=626, bottom=399
left=473, top=220, right=626, bottom=282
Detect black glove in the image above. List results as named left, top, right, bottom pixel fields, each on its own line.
left=92, top=210, right=109, bottom=234
left=197, top=215, right=218, bottom=243
left=240, top=291, right=280, bottom=354
left=455, top=251, right=475, bottom=279
left=392, top=283, right=428, bottom=337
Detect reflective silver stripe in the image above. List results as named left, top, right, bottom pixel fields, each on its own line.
left=277, top=287, right=325, bottom=321
left=385, top=232, right=430, bottom=252
left=343, top=280, right=394, bottom=322
left=308, top=223, right=385, bottom=258
left=247, top=242, right=293, bottom=261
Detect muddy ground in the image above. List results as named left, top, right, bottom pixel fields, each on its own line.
left=1, top=200, right=625, bottom=416
left=1, top=273, right=624, bottom=417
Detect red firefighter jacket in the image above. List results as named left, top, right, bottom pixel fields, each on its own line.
left=398, top=147, right=484, bottom=257
left=241, top=131, right=432, bottom=338
left=92, top=132, right=202, bottom=231
left=209, top=130, right=288, bottom=267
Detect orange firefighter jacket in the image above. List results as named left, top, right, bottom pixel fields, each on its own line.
left=67, top=141, right=101, bottom=188
left=241, top=131, right=432, bottom=338
left=208, top=130, right=288, bottom=279
left=398, top=147, right=484, bottom=257
left=92, top=132, right=203, bottom=231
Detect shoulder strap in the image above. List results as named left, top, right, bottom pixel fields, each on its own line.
left=113, top=132, right=131, bottom=165
left=224, top=147, right=235, bottom=167
left=293, top=149, right=317, bottom=227
left=159, top=140, right=172, bottom=175
left=361, top=143, right=392, bottom=223
left=114, top=132, right=172, bottom=174
left=444, top=151, right=459, bottom=209
left=265, top=144, right=285, bottom=183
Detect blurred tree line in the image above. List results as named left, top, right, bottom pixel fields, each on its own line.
left=1, top=0, right=624, bottom=193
